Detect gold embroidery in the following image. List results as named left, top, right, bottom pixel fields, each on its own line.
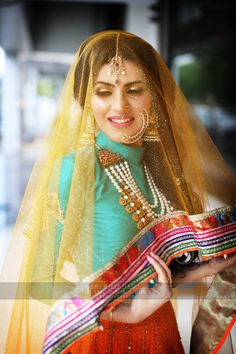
left=42, top=193, right=65, bottom=231
left=98, top=149, right=123, bottom=167
left=189, top=204, right=236, bottom=221
left=80, top=115, right=95, bottom=145
left=23, top=206, right=36, bottom=238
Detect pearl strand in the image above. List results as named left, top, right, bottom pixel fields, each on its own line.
left=107, top=162, right=155, bottom=222
left=143, top=164, right=173, bottom=213
left=104, top=160, right=173, bottom=220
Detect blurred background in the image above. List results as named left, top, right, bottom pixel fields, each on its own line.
left=0, top=0, right=236, bottom=352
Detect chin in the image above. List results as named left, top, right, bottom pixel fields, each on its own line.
left=101, top=129, right=123, bottom=143
left=109, top=134, right=124, bottom=144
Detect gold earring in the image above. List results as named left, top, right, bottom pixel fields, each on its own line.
left=121, top=109, right=149, bottom=145
left=143, top=112, right=160, bottom=142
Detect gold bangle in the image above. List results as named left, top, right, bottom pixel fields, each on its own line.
left=110, top=307, right=115, bottom=322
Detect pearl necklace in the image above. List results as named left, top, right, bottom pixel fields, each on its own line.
left=97, top=147, right=173, bottom=229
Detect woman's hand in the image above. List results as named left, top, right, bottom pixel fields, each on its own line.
left=207, top=252, right=236, bottom=276
left=100, top=252, right=173, bottom=324
left=173, top=252, right=236, bottom=286
left=130, top=252, right=173, bottom=323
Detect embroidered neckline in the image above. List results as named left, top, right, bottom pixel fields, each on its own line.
left=96, top=130, right=144, bottom=166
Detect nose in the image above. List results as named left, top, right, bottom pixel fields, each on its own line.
left=112, top=90, right=129, bottom=113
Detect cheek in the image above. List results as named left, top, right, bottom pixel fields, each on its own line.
left=132, top=98, right=151, bottom=113
left=91, top=97, right=108, bottom=118
left=143, top=94, right=152, bottom=111
left=91, top=98, right=108, bottom=130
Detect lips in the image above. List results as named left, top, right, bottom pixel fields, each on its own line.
left=108, top=115, right=134, bottom=128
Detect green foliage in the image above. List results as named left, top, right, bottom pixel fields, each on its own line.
left=178, top=60, right=210, bottom=103
left=201, top=49, right=236, bottom=111
left=37, top=78, right=55, bottom=97
left=178, top=48, right=236, bottom=112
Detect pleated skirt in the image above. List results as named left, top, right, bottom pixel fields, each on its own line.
left=65, top=301, right=185, bottom=354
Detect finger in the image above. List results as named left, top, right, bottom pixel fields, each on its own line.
left=223, top=253, right=236, bottom=261
left=214, top=253, right=236, bottom=265
left=149, top=255, right=172, bottom=284
left=147, top=255, right=172, bottom=284
left=150, top=251, right=169, bottom=270
left=150, top=252, right=172, bottom=278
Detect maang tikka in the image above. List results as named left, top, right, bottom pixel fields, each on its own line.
left=108, top=33, right=126, bottom=77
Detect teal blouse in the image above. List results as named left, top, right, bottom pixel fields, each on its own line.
left=58, top=131, right=159, bottom=273
left=93, top=131, right=159, bottom=271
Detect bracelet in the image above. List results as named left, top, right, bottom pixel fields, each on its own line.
left=110, top=307, right=115, bottom=322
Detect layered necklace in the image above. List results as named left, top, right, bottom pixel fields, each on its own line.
left=97, top=147, right=173, bottom=230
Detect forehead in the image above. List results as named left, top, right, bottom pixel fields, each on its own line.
left=95, top=60, right=146, bottom=84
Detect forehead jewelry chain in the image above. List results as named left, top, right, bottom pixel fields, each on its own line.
left=108, top=33, right=126, bottom=77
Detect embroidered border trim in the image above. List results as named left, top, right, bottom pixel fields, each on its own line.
left=43, top=204, right=236, bottom=354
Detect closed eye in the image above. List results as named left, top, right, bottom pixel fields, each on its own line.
left=126, top=87, right=145, bottom=95
left=94, top=89, right=112, bottom=96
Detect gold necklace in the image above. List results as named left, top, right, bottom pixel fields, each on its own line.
left=97, top=148, right=173, bottom=229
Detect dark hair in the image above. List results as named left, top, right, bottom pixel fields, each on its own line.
left=73, top=31, right=162, bottom=107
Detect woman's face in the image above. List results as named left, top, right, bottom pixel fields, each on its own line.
left=91, top=60, right=152, bottom=147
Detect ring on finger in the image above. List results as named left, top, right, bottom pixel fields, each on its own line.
left=148, top=277, right=157, bottom=288
left=160, top=277, right=172, bottom=284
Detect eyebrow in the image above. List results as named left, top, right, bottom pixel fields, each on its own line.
left=94, top=80, right=145, bottom=87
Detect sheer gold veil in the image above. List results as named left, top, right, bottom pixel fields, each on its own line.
left=0, top=30, right=235, bottom=353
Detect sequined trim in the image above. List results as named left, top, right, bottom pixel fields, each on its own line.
left=189, top=204, right=236, bottom=221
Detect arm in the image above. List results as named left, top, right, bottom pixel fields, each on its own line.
left=173, top=253, right=236, bottom=287
left=100, top=253, right=236, bottom=324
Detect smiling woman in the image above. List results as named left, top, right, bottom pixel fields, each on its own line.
left=92, top=61, right=152, bottom=146
left=1, top=31, right=236, bottom=354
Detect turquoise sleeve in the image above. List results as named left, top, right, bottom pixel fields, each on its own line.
left=54, top=152, right=76, bottom=272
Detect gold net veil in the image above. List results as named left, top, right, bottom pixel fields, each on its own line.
left=0, top=30, right=236, bottom=353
